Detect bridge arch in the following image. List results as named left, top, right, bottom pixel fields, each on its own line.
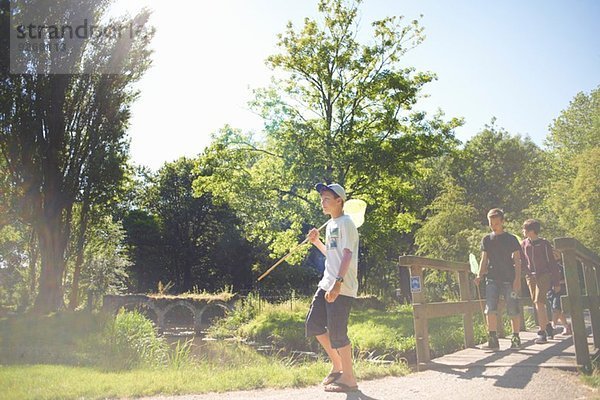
left=102, top=294, right=235, bottom=333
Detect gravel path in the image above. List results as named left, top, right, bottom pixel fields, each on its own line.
left=140, top=367, right=597, bottom=400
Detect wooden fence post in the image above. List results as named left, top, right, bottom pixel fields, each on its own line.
left=409, top=265, right=430, bottom=368
left=555, top=238, right=591, bottom=370
left=458, top=271, right=475, bottom=348
left=583, top=262, right=600, bottom=349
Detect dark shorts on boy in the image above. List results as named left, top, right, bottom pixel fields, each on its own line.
left=485, top=279, right=520, bottom=317
left=305, top=288, right=353, bottom=349
left=548, top=285, right=567, bottom=312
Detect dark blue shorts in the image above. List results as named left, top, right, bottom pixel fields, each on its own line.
left=485, top=279, right=520, bottom=317
left=305, top=289, right=353, bottom=349
left=548, top=287, right=566, bottom=312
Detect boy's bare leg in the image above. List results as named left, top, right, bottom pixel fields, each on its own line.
left=552, top=311, right=559, bottom=326
left=510, top=316, right=521, bottom=334
left=487, top=313, right=498, bottom=332
left=535, top=302, right=549, bottom=330
left=554, top=311, right=570, bottom=330
left=334, top=344, right=357, bottom=387
left=316, top=333, right=343, bottom=373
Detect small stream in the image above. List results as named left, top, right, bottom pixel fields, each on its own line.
left=162, top=326, right=320, bottom=364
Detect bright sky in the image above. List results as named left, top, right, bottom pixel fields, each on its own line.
left=114, top=0, right=600, bottom=170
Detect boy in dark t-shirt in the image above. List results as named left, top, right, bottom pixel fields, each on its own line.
left=474, top=208, right=522, bottom=350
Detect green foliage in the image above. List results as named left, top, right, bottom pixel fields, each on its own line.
left=76, top=217, right=131, bottom=308
left=0, top=312, right=109, bottom=365
left=194, top=0, right=461, bottom=296
left=165, top=338, right=194, bottom=369
left=546, top=86, right=600, bottom=169
left=240, top=310, right=309, bottom=351
left=415, top=180, right=482, bottom=261
left=0, top=358, right=409, bottom=400
left=348, top=305, right=416, bottom=357
left=96, top=310, right=169, bottom=370
left=123, top=158, right=254, bottom=294
left=208, top=297, right=488, bottom=360
left=0, top=0, right=154, bottom=312
left=451, top=121, right=548, bottom=224
left=0, top=310, right=193, bottom=370
left=543, top=86, right=600, bottom=253
left=207, top=292, right=263, bottom=339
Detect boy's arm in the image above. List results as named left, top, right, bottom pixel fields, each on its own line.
left=474, top=251, right=488, bottom=285
left=325, top=249, right=352, bottom=303
left=307, top=228, right=326, bottom=256
left=479, top=251, right=488, bottom=276
left=512, top=250, right=522, bottom=292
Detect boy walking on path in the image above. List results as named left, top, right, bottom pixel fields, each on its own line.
left=521, top=219, right=562, bottom=344
left=475, top=208, right=523, bottom=350
left=306, top=183, right=359, bottom=393
left=547, top=255, right=572, bottom=335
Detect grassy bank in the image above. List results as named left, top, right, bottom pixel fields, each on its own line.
left=0, top=307, right=409, bottom=399
left=0, top=358, right=409, bottom=400
left=208, top=295, right=492, bottom=360
left=0, top=296, right=535, bottom=399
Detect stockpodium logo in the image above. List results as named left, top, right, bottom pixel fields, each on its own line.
left=10, top=1, right=153, bottom=74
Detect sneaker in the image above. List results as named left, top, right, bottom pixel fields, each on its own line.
left=510, top=334, right=521, bottom=349
left=545, top=323, right=554, bottom=339
left=483, top=334, right=500, bottom=350
left=535, top=330, right=548, bottom=344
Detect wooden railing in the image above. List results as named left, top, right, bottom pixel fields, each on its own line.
left=401, top=238, right=599, bottom=371
left=554, top=237, right=600, bottom=371
left=399, top=255, right=483, bottom=369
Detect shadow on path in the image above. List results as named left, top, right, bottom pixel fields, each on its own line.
left=429, top=331, right=583, bottom=389
left=344, top=391, right=381, bottom=400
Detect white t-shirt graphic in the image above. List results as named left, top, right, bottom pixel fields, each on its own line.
left=317, top=214, right=359, bottom=298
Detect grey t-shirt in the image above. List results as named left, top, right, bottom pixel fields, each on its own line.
left=318, top=214, right=359, bottom=298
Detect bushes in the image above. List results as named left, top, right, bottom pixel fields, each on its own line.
left=0, top=311, right=108, bottom=365
left=239, top=310, right=309, bottom=350
left=207, top=296, right=485, bottom=361
left=93, top=309, right=169, bottom=370
left=0, top=310, right=191, bottom=370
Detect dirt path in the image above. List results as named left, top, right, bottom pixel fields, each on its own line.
left=140, top=366, right=597, bottom=400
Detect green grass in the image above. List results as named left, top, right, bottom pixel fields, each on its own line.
left=581, top=358, right=600, bottom=388
left=581, top=372, right=600, bottom=388
left=2, top=296, right=534, bottom=399
left=0, top=358, right=409, bottom=400
left=210, top=300, right=491, bottom=360
left=0, top=305, right=410, bottom=399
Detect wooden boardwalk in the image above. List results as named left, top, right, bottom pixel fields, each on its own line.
left=427, top=328, right=598, bottom=370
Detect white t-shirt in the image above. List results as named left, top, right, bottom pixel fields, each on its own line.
left=317, top=214, right=359, bottom=298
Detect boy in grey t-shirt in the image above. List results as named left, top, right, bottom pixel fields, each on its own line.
left=306, top=183, right=359, bottom=393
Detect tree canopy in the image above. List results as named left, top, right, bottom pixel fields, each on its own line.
left=194, top=0, right=461, bottom=291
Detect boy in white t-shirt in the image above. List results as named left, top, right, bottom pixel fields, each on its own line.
left=306, top=183, right=359, bottom=393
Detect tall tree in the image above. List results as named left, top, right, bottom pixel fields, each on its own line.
left=0, top=0, right=153, bottom=313
left=450, top=122, right=547, bottom=224
left=151, top=158, right=214, bottom=292
left=544, top=87, right=600, bottom=252
left=195, top=0, right=460, bottom=291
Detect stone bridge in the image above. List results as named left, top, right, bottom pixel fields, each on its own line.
left=102, top=294, right=236, bottom=332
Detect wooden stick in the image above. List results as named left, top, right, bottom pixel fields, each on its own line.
left=257, top=220, right=328, bottom=281
left=475, top=283, right=486, bottom=324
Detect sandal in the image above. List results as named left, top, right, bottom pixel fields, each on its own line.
left=322, top=371, right=342, bottom=385
left=324, top=382, right=359, bottom=393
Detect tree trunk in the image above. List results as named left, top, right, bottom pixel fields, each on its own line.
left=70, top=199, right=90, bottom=310
left=32, top=74, right=70, bottom=314
left=34, top=216, right=67, bottom=313
left=27, top=229, right=38, bottom=307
